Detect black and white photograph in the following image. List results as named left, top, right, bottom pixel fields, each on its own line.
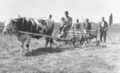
left=0, top=0, right=120, bottom=73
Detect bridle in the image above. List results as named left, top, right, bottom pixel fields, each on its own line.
left=10, top=20, right=18, bottom=34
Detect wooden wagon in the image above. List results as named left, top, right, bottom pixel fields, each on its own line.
left=57, top=28, right=99, bottom=48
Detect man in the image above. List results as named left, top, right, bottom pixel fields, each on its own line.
left=58, top=17, right=66, bottom=38
left=99, top=17, right=108, bottom=42
left=81, top=18, right=92, bottom=43
left=64, top=11, right=73, bottom=27
left=48, top=14, right=55, bottom=45
left=63, top=11, right=73, bottom=37
left=73, top=19, right=81, bottom=30
left=49, top=14, right=52, bottom=19
left=59, top=17, right=66, bottom=33
left=48, top=14, right=54, bottom=23
left=84, top=18, right=91, bottom=32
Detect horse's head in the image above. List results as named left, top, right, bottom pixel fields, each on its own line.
left=3, top=18, right=23, bottom=34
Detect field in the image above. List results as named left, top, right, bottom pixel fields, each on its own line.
left=0, top=23, right=120, bottom=73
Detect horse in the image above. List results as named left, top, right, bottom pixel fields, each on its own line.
left=3, top=17, right=54, bottom=53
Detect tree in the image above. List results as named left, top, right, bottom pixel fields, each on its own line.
left=109, top=13, right=113, bottom=26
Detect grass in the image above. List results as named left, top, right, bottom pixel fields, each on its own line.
left=0, top=23, right=120, bottom=73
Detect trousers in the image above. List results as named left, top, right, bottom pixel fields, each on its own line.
left=100, top=30, right=107, bottom=42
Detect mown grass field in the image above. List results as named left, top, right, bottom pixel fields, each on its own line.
left=0, top=23, right=120, bottom=73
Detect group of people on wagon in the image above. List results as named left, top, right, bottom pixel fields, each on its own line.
left=58, top=11, right=108, bottom=43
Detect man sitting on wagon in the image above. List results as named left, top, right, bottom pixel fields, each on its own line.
left=58, top=11, right=73, bottom=38
left=73, top=19, right=81, bottom=30
left=84, top=18, right=92, bottom=33
left=58, top=17, right=66, bottom=37
left=64, top=11, right=73, bottom=37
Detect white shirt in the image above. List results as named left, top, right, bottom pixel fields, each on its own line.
left=64, top=16, right=72, bottom=26
left=48, top=18, right=54, bottom=23
left=101, top=21, right=104, bottom=27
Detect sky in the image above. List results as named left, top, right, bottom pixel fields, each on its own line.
left=0, top=0, right=120, bottom=23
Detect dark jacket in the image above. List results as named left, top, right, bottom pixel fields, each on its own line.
left=84, top=22, right=91, bottom=30
left=99, top=21, right=108, bottom=32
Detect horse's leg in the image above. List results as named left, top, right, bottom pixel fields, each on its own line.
left=26, top=36, right=31, bottom=53
left=20, top=41, right=25, bottom=53
left=50, top=38, right=53, bottom=48
left=18, top=34, right=26, bottom=54
left=45, top=37, right=49, bottom=47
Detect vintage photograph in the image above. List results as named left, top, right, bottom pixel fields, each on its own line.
left=0, top=0, right=120, bottom=73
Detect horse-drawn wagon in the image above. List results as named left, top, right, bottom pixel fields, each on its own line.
left=3, top=17, right=100, bottom=53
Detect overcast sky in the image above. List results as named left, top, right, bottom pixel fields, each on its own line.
left=0, top=0, right=120, bottom=23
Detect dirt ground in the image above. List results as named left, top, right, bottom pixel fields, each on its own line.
left=0, top=26, right=120, bottom=73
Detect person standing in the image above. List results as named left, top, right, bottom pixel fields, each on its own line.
left=48, top=14, right=54, bottom=23
left=48, top=14, right=55, bottom=45
left=99, top=17, right=108, bottom=42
